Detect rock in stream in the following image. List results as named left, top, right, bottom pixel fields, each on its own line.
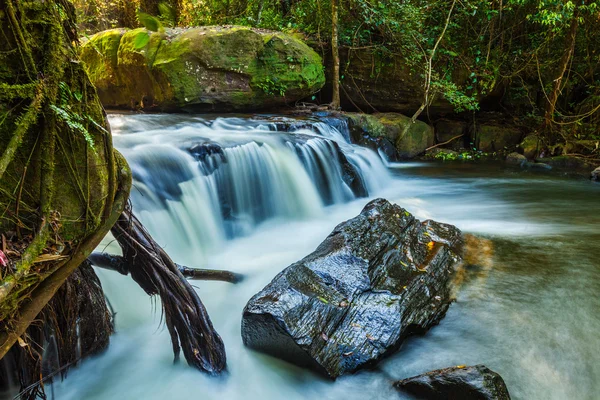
left=241, top=198, right=463, bottom=378
left=394, top=364, right=511, bottom=400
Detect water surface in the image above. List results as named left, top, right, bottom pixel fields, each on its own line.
left=54, top=114, right=600, bottom=400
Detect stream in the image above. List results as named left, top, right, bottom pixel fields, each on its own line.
left=53, top=114, right=600, bottom=400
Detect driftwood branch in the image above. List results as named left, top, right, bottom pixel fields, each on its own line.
left=88, top=252, right=243, bottom=283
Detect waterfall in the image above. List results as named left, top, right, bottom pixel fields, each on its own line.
left=110, top=114, right=390, bottom=264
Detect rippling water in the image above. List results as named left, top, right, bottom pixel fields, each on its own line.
left=53, top=114, right=600, bottom=400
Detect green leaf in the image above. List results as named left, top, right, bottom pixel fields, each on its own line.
left=133, top=32, right=150, bottom=49
left=137, top=11, right=162, bottom=32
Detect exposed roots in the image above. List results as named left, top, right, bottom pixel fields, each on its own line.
left=110, top=204, right=227, bottom=374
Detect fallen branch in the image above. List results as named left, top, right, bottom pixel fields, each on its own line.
left=426, top=134, right=465, bottom=151
left=88, top=252, right=244, bottom=283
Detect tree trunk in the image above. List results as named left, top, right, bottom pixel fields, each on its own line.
left=543, top=7, right=580, bottom=129
left=0, top=0, right=225, bottom=390
left=331, top=0, right=341, bottom=110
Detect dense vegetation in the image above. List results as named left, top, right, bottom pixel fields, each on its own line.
left=73, top=0, right=600, bottom=158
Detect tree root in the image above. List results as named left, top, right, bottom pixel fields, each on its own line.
left=110, top=205, right=227, bottom=374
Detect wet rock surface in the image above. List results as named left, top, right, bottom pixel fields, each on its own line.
left=592, top=167, right=600, bottom=182
left=394, top=364, right=511, bottom=400
left=242, top=198, right=463, bottom=378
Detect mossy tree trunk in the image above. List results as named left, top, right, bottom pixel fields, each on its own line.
left=0, top=0, right=131, bottom=359
left=0, top=1, right=227, bottom=389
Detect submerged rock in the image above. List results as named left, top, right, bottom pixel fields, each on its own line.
left=80, top=27, right=325, bottom=112
left=242, top=199, right=463, bottom=378
left=394, top=365, right=511, bottom=400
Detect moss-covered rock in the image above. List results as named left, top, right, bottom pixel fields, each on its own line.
left=80, top=27, right=326, bottom=111
left=470, top=118, right=523, bottom=152
left=346, top=112, right=434, bottom=159
left=519, top=134, right=540, bottom=159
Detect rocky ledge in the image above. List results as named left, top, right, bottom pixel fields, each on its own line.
left=394, top=364, right=511, bottom=400
left=242, top=198, right=463, bottom=378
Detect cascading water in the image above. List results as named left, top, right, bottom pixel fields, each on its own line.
left=51, top=114, right=600, bottom=400
left=111, top=114, right=390, bottom=263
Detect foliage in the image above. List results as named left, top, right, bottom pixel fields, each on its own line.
left=70, top=0, right=600, bottom=155
left=50, top=82, right=105, bottom=151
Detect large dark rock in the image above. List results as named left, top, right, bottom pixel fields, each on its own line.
left=242, top=199, right=463, bottom=378
left=394, top=365, right=511, bottom=400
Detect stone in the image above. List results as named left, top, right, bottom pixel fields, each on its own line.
left=505, top=152, right=527, bottom=166
left=394, top=364, right=511, bottom=400
left=80, top=27, right=325, bottom=112
left=346, top=113, right=434, bottom=159
left=435, top=119, right=467, bottom=150
left=242, top=198, right=463, bottom=378
left=323, top=48, right=475, bottom=116
left=519, top=134, right=540, bottom=159
left=592, top=167, right=600, bottom=182
left=472, top=121, right=523, bottom=152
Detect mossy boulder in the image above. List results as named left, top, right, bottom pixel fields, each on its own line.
left=470, top=117, right=523, bottom=153
left=80, top=27, right=325, bottom=111
left=346, top=112, right=434, bottom=159
left=519, top=134, right=540, bottom=159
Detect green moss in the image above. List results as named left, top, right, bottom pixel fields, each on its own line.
left=345, top=112, right=434, bottom=159
left=80, top=26, right=326, bottom=111
left=80, top=29, right=123, bottom=89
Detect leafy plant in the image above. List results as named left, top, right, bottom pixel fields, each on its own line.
left=50, top=82, right=107, bottom=151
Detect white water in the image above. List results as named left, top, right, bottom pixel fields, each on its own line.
left=51, top=114, right=600, bottom=400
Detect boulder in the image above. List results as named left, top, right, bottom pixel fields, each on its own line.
left=80, top=27, right=325, bottom=111
left=470, top=116, right=523, bottom=152
left=346, top=113, right=434, bottom=159
left=519, top=134, right=540, bottom=159
left=592, top=167, right=600, bottom=182
left=242, top=198, right=463, bottom=378
left=394, top=365, right=511, bottom=400
left=435, top=119, right=467, bottom=150
left=505, top=152, right=527, bottom=166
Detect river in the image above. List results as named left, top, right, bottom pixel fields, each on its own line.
left=53, top=113, right=600, bottom=400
